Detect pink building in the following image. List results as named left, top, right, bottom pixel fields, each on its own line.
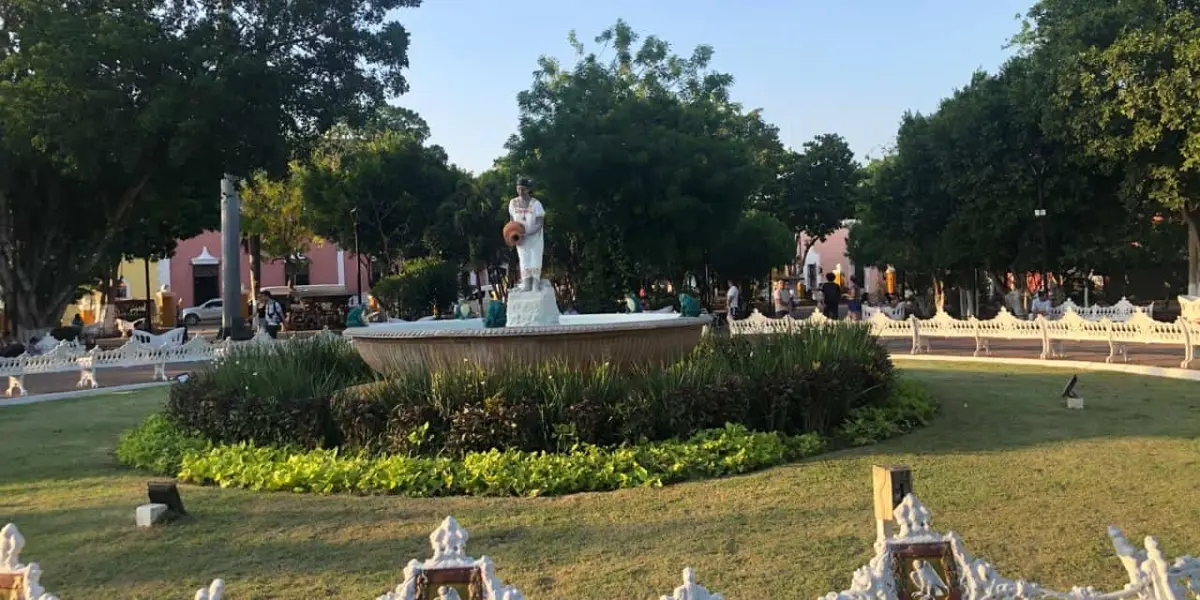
left=794, top=222, right=884, bottom=296
left=167, top=232, right=369, bottom=308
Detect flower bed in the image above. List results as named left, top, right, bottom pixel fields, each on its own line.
left=118, top=325, right=939, bottom=496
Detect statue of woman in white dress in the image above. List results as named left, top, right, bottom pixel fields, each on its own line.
left=508, top=178, right=546, bottom=292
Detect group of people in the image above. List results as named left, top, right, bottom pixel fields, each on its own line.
left=723, top=273, right=869, bottom=322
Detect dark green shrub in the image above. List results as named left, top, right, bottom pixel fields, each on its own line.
left=371, top=258, right=460, bottom=319
left=118, top=375, right=935, bottom=498
left=166, top=335, right=373, bottom=448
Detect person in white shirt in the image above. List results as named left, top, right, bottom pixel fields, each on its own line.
left=726, top=281, right=740, bottom=319
left=1030, top=289, right=1053, bottom=319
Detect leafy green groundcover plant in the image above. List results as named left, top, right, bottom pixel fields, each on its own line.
left=117, top=379, right=936, bottom=497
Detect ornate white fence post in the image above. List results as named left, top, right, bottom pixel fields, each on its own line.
left=824, top=493, right=1200, bottom=600
left=659, top=567, right=723, bottom=600
left=1, top=524, right=59, bottom=600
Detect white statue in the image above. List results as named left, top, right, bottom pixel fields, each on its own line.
left=508, top=178, right=546, bottom=292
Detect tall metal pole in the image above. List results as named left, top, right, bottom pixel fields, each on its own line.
left=220, top=175, right=247, bottom=339
left=352, top=208, right=362, bottom=304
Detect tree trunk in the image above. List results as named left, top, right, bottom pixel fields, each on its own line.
left=247, top=235, right=263, bottom=296
left=1185, top=208, right=1200, bottom=296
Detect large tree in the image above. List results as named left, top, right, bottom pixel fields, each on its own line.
left=1021, top=0, right=1200, bottom=294
left=504, top=21, right=780, bottom=311
left=0, top=0, right=419, bottom=337
left=302, top=129, right=461, bottom=273
left=771, top=134, right=862, bottom=266
left=240, top=166, right=315, bottom=289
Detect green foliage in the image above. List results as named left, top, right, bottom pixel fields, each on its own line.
left=123, top=375, right=934, bottom=497
left=116, top=413, right=209, bottom=476
left=711, top=211, right=796, bottom=285
left=302, top=127, right=465, bottom=272
left=505, top=20, right=783, bottom=304
left=369, top=257, right=460, bottom=319
left=156, top=424, right=827, bottom=497
left=0, top=0, right=419, bottom=336
left=240, top=165, right=315, bottom=266
left=837, top=378, right=938, bottom=446
left=769, top=134, right=862, bottom=258
left=165, top=336, right=374, bottom=448
left=1022, top=0, right=1200, bottom=293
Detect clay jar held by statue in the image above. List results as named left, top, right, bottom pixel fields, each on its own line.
left=502, top=221, right=525, bottom=247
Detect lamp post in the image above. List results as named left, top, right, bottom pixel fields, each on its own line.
left=1030, top=151, right=1049, bottom=294
left=351, top=207, right=362, bottom=305
left=1034, top=208, right=1048, bottom=292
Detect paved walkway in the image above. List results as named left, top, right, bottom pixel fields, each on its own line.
left=881, top=338, right=1197, bottom=371
left=5, top=362, right=200, bottom=397
left=2, top=335, right=1194, bottom=401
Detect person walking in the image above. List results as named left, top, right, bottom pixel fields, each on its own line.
left=820, top=273, right=842, bottom=320
left=261, top=292, right=284, bottom=338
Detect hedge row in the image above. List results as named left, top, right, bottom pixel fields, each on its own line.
left=166, top=324, right=895, bottom=456
left=117, top=379, right=938, bottom=497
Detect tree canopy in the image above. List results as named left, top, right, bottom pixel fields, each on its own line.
left=0, top=0, right=420, bottom=336
left=504, top=20, right=781, bottom=310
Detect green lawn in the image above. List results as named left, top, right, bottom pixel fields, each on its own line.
left=2, top=363, right=1199, bottom=600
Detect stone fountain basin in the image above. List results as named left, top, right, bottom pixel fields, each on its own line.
left=341, top=313, right=711, bottom=374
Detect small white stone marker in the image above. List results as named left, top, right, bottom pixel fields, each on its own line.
left=1066, top=396, right=1084, bottom=410
left=136, top=503, right=169, bottom=528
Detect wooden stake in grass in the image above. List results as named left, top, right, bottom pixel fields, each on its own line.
left=872, top=465, right=912, bottom=542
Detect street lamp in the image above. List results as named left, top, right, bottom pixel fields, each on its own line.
left=1034, top=208, right=1048, bottom=292
left=350, top=207, right=362, bottom=305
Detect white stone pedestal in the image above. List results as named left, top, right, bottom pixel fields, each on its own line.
left=136, top=503, right=169, bottom=528
left=506, top=281, right=561, bottom=327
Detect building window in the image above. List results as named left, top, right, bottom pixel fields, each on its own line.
left=285, top=257, right=310, bottom=286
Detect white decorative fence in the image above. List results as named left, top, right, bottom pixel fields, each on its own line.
left=730, top=302, right=1200, bottom=369
left=0, top=329, right=340, bottom=397
left=6, top=497, right=1197, bottom=599
left=0, top=518, right=721, bottom=600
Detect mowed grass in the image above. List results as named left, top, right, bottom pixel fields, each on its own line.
left=1, top=363, right=1199, bottom=600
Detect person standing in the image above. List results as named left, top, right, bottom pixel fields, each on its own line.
left=772, top=281, right=790, bottom=318
left=820, top=273, right=842, bottom=320
left=726, top=280, right=740, bottom=320
left=846, top=276, right=863, bottom=321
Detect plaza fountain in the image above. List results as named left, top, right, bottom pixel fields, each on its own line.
left=341, top=180, right=709, bottom=374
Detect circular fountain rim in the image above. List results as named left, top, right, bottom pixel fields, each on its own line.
left=342, top=313, right=711, bottom=340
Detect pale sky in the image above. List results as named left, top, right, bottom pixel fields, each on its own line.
left=391, top=0, right=1033, bottom=173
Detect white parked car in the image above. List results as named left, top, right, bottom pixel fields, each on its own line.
left=181, top=298, right=224, bottom=326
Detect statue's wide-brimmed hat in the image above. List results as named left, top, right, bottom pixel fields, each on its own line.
left=516, top=177, right=533, bottom=188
